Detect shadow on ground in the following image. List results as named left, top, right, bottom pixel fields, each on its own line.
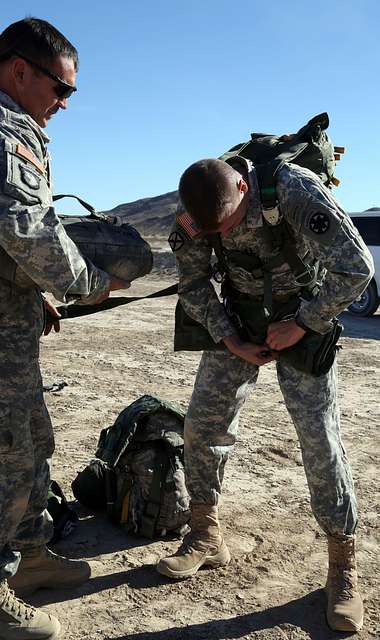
left=111, top=589, right=354, bottom=640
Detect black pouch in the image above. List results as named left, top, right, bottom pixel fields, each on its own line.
left=279, top=318, right=343, bottom=376
left=47, top=480, right=79, bottom=544
left=173, top=300, right=225, bottom=352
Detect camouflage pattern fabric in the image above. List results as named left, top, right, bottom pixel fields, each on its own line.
left=0, top=282, right=54, bottom=579
left=171, top=162, right=374, bottom=536
left=0, top=91, right=110, bottom=303
left=172, top=162, right=373, bottom=339
left=185, top=350, right=356, bottom=535
left=0, top=90, right=110, bottom=580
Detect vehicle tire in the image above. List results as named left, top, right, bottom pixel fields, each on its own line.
left=348, top=279, right=379, bottom=317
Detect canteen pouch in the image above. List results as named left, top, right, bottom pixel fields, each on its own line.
left=279, top=318, right=343, bottom=376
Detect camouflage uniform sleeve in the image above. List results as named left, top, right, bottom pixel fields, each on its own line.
left=168, top=219, right=236, bottom=343
left=277, top=165, right=374, bottom=333
left=0, top=138, right=110, bottom=303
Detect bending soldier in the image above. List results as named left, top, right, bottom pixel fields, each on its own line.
left=157, top=156, right=374, bottom=634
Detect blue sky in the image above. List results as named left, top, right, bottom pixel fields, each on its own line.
left=2, top=0, right=379, bottom=214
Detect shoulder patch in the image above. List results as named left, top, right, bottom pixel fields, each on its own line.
left=308, top=212, right=330, bottom=235
left=20, top=165, right=41, bottom=190
left=15, top=144, right=45, bottom=175
left=168, top=231, right=185, bottom=252
left=176, top=211, right=200, bottom=238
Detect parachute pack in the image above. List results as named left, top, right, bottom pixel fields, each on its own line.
left=219, top=111, right=344, bottom=192
left=54, top=195, right=153, bottom=283
left=72, top=395, right=190, bottom=539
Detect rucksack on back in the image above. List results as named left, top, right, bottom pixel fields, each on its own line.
left=72, top=395, right=190, bottom=539
left=219, top=112, right=344, bottom=189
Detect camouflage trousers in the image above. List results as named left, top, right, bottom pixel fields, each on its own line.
left=0, top=279, right=54, bottom=580
left=185, top=350, right=357, bottom=536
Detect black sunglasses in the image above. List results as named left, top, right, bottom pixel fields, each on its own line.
left=14, top=51, right=77, bottom=100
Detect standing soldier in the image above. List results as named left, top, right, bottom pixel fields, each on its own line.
left=0, top=17, right=128, bottom=640
left=157, top=156, right=374, bottom=634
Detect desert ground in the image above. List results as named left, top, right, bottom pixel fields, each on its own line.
left=32, top=240, right=379, bottom=640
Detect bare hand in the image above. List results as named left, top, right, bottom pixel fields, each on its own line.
left=266, top=318, right=305, bottom=351
left=43, top=297, right=61, bottom=335
left=223, top=334, right=277, bottom=365
left=92, top=276, right=131, bottom=305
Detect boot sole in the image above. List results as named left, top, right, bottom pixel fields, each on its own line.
left=324, top=587, right=364, bottom=632
left=0, top=619, right=61, bottom=640
left=157, top=544, right=231, bottom=580
left=326, top=613, right=364, bottom=633
left=10, top=571, right=91, bottom=597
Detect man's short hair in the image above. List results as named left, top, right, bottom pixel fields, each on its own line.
left=0, top=17, right=79, bottom=70
left=178, top=158, right=238, bottom=232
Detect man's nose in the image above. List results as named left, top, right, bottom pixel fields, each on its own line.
left=57, top=97, right=68, bottom=110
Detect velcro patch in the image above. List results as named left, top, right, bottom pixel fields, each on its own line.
left=168, top=231, right=185, bottom=252
left=15, top=144, right=45, bottom=175
left=176, top=211, right=200, bottom=238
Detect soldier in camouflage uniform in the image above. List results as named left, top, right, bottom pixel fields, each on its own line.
left=0, top=18, right=129, bottom=640
left=157, top=157, right=374, bottom=634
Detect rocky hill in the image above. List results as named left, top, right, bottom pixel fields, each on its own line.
left=101, top=190, right=178, bottom=236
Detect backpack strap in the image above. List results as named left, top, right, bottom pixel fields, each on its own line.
left=139, top=446, right=169, bottom=539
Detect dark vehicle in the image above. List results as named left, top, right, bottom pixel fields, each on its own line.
left=349, top=209, right=380, bottom=317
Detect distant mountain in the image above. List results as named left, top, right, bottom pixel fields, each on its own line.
left=101, top=191, right=178, bottom=236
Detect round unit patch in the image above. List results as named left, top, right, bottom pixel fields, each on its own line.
left=168, top=231, right=185, bottom=252
left=308, top=212, right=330, bottom=235
left=20, top=165, right=41, bottom=190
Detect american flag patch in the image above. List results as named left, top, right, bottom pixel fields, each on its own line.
left=176, top=211, right=201, bottom=238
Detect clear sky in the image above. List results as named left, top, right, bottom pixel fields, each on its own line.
left=2, top=0, right=379, bottom=214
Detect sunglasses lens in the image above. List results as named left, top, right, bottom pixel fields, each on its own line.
left=55, top=83, right=75, bottom=100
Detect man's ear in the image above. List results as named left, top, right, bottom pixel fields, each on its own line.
left=237, top=178, right=248, bottom=194
left=12, top=57, right=27, bottom=86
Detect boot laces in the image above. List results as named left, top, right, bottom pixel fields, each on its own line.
left=330, top=566, right=357, bottom=600
left=2, top=587, right=35, bottom=621
left=177, top=530, right=219, bottom=555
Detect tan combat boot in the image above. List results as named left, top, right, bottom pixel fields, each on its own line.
left=8, top=547, right=90, bottom=597
left=0, top=579, right=60, bottom=640
left=325, top=534, right=364, bottom=632
left=156, top=504, right=231, bottom=579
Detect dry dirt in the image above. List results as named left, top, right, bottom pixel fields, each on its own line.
left=32, top=242, right=379, bottom=640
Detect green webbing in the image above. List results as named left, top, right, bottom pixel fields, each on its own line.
left=55, top=284, right=178, bottom=320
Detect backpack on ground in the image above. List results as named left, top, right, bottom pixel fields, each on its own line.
left=71, top=395, right=190, bottom=539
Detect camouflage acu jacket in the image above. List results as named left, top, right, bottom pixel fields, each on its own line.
left=170, top=163, right=374, bottom=338
left=0, top=91, right=109, bottom=303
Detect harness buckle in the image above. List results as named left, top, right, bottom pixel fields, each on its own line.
left=262, top=205, right=282, bottom=226
left=294, top=266, right=317, bottom=287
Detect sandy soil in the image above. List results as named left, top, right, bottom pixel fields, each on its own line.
left=31, top=243, right=379, bottom=640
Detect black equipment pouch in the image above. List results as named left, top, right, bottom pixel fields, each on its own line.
left=278, top=318, right=343, bottom=376
left=174, top=300, right=226, bottom=352
left=225, top=291, right=300, bottom=344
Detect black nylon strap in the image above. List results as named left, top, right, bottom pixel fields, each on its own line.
left=53, top=193, right=97, bottom=215
left=55, top=283, right=178, bottom=320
